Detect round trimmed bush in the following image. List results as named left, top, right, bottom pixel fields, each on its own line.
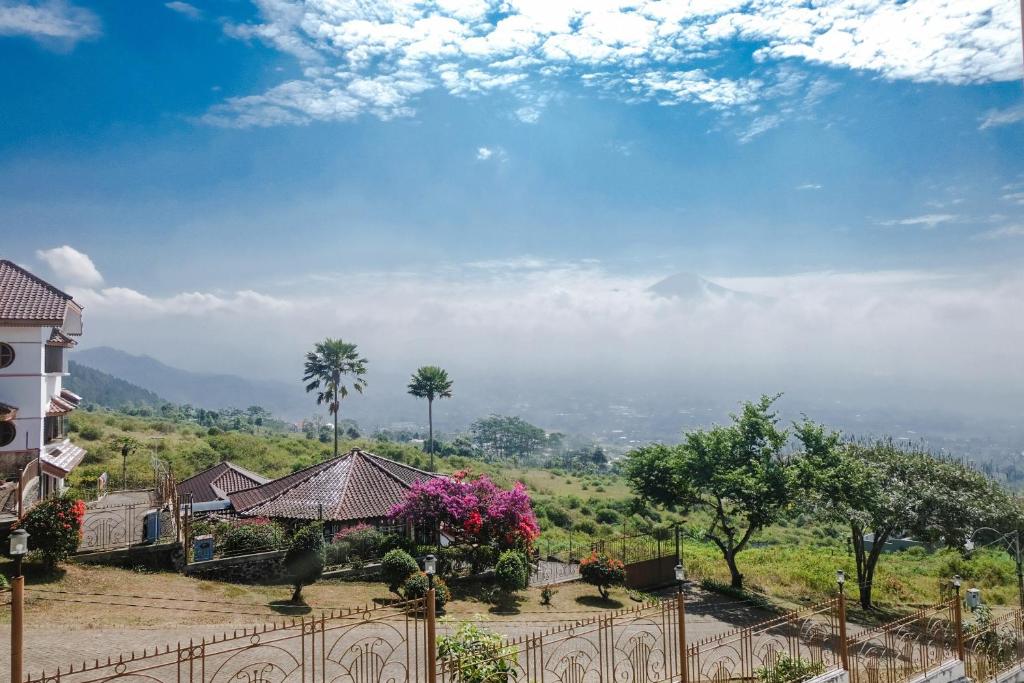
left=285, top=523, right=325, bottom=603
left=494, top=550, right=529, bottom=595
left=402, top=571, right=451, bottom=610
left=381, top=549, right=419, bottom=595
left=579, top=552, right=626, bottom=600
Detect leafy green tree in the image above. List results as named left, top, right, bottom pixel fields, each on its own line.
left=285, top=523, right=325, bottom=603
left=494, top=550, right=529, bottom=599
left=110, top=435, right=141, bottom=490
left=438, top=623, right=520, bottom=683
left=470, top=415, right=547, bottom=463
left=625, top=395, right=792, bottom=588
left=795, top=422, right=1015, bottom=609
left=407, top=365, right=453, bottom=470
left=303, top=339, right=368, bottom=459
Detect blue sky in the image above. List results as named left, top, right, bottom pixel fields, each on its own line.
left=1, top=0, right=1023, bottom=423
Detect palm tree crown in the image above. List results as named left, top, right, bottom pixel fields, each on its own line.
left=303, top=339, right=368, bottom=458
left=408, top=365, right=453, bottom=470
left=407, top=365, right=454, bottom=402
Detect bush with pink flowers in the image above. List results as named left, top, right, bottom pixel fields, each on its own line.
left=19, top=496, right=86, bottom=571
left=389, top=472, right=540, bottom=554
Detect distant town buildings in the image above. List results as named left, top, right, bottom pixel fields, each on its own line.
left=0, top=260, right=86, bottom=523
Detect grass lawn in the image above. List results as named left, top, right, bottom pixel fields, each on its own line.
left=0, top=560, right=640, bottom=631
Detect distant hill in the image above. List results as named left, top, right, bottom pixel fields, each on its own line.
left=648, top=272, right=771, bottom=304
left=73, top=346, right=309, bottom=418
left=66, top=361, right=166, bottom=409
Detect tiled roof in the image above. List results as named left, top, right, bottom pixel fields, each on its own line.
left=46, top=327, right=77, bottom=347
left=46, top=394, right=77, bottom=416
left=177, top=461, right=271, bottom=504
left=0, top=402, right=16, bottom=421
left=42, top=441, right=87, bottom=475
left=0, top=260, right=76, bottom=326
left=229, top=449, right=440, bottom=523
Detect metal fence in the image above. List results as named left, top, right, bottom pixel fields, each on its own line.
left=848, top=599, right=960, bottom=683
left=439, top=597, right=683, bottom=683
left=966, top=609, right=1024, bottom=682
left=686, top=598, right=842, bottom=683
left=25, top=599, right=431, bottom=683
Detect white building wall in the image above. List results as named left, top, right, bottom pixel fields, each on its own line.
left=0, top=325, right=48, bottom=454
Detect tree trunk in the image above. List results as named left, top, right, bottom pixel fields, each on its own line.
left=428, top=398, right=434, bottom=470
left=332, top=404, right=339, bottom=460
left=725, top=551, right=744, bottom=589
left=292, top=583, right=303, bottom=603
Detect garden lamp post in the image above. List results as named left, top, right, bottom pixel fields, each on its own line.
left=424, top=554, right=437, bottom=683
left=10, top=527, right=29, bottom=683
left=836, top=570, right=849, bottom=671
left=675, top=562, right=687, bottom=683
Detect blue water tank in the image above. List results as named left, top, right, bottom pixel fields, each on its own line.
left=193, top=534, right=214, bottom=562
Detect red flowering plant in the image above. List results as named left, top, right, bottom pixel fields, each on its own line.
left=579, top=552, right=626, bottom=600
left=18, top=496, right=86, bottom=571
left=389, top=473, right=540, bottom=554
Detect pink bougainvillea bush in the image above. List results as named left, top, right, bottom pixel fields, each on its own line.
left=389, top=471, right=539, bottom=552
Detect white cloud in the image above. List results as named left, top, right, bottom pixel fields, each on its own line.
left=976, top=225, right=1024, bottom=240
left=71, top=259, right=1024, bottom=420
left=879, top=214, right=958, bottom=228
left=0, top=0, right=99, bottom=47
left=35, top=245, right=103, bottom=287
left=476, top=145, right=507, bottom=162
left=796, top=183, right=822, bottom=190
left=165, top=1, right=201, bottom=20
left=980, top=103, right=1024, bottom=130
left=206, top=0, right=1015, bottom=131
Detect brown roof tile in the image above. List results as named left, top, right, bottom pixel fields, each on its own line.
left=0, top=260, right=77, bottom=326
left=228, top=448, right=439, bottom=523
left=177, top=461, right=271, bottom=504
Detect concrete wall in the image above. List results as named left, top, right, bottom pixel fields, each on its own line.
left=0, top=326, right=46, bottom=455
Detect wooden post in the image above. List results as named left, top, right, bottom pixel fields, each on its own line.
left=11, top=565, right=24, bottom=683
left=677, top=590, right=688, bottom=683
left=838, top=589, right=850, bottom=671
left=426, top=587, right=438, bottom=682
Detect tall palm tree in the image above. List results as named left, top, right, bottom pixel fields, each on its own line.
left=303, top=339, right=368, bottom=459
left=407, top=365, right=453, bottom=470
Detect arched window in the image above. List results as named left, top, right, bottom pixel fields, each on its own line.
left=0, top=422, right=15, bottom=448
left=0, top=343, right=14, bottom=369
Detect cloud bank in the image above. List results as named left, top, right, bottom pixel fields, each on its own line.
left=42, top=248, right=1024, bottom=422
left=203, top=0, right=1022, bottom=135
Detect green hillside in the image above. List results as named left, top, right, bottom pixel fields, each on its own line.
left=66, top=361, right=166, bottom=409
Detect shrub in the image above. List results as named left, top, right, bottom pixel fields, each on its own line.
left=495, top=550, right=529, bottom=596
left=285, top=523, right=325, bottom=603
left=540, top=586, right=556, bottom=606
left=78, top=426, right=103, bottom=441
left=579, top=552, right=626, bottom=600
left=220, top=520, right=285, bottom=556
left=756, top=655, right=825, bottom=683
left=19, top=496, right=86, bottom=570
left=402, top=571, right=451, bottom=610
left=438, top=623, right=519, bottom=683
left=595, top=509, right=621, bottom=525
left=331, top=524, right=394, bottom=564
left=324, top=540, right=350, bottom=566
left=574, top=520, right=597, bottom=535
left=545, top=507, right=573, bottom=529
left=381, top=549, right=420, bottom=595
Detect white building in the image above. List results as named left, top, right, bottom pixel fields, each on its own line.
left=0, top=260, right=86, bottom=521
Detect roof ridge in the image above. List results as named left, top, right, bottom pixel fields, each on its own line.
left=234, top=451, right=351, bottom=512
left=223, top=460, right=270, bottom=484
left=0, top=259, right=75, bottom=302
left=363, top=450, right=440, bottom=479
left=177, top=461, right=229, bottom=485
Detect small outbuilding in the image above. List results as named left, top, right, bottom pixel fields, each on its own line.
left=177, top=461, right=271, bottom=511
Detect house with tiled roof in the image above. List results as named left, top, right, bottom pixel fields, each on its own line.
left=227, top=448, right=439, bottom=535
left=0, top=260, right=87, bottom=523
left=177, top=461, right=270, bottom=509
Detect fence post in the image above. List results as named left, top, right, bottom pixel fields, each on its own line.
left=677, top=591, right=688, bottom=683
left=954, top=584, right=965, bottom=661
left=838, top=589, right=849, bottom=671
left=426, top=589, right=437, bottom=682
